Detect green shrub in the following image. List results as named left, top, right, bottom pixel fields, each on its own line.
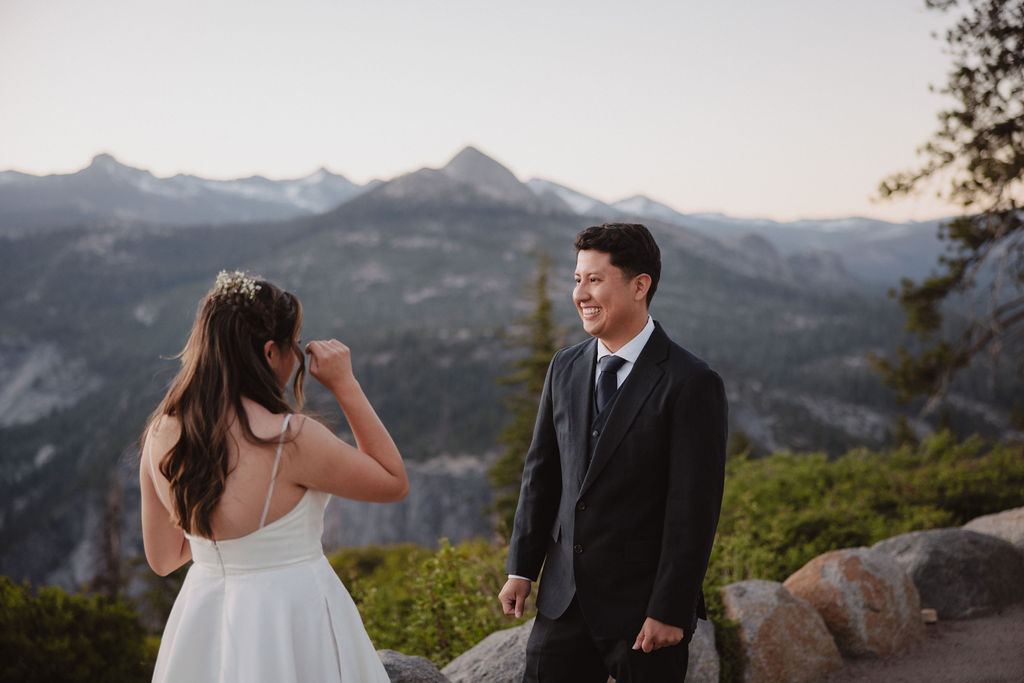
left=0, top=577, right=154, bottom=683
left=330, top=539, right=531, bottom=667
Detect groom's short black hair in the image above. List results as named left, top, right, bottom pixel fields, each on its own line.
left=575, top=222, right=661, bottom=307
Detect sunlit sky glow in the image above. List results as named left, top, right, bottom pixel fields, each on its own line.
left=1, top=0, right=963, bottom=222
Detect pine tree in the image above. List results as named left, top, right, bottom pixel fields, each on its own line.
left=488, top=252, right=562, bottom=542
left=889, top=415, right=921, bottom=448
left=873, top=0, right=1024, bottom=403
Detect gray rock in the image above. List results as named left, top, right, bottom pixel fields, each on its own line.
left=686, top=617, right=719, bottom=683
left=442, top=618, right=533, bottom=683
left=783, top=547, right=923, bottom=657
left=872, top=528, right=1024, bottom=619
left=378, top=649, right=449, bottom=683
left=964, top=507, right=1024, bottom=552
left=442, top=615, right=718, bottom=682
left=721, top=579, right=842, bottom=683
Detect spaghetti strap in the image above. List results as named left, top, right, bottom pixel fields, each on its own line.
left=259, top=413, right=292, bottom=529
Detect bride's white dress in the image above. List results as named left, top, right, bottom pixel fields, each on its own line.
left=150, top=415, right=389, bottom=682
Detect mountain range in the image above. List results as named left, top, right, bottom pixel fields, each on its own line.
left=1, top=145, right=1019, bottom=591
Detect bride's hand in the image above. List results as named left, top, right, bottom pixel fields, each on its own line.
left=304, top=339, right=356, bottom=392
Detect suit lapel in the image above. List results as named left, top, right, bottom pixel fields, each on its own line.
left=566, top=339, right=596, bottom=490
left=580, top=326, right=668, bottom=497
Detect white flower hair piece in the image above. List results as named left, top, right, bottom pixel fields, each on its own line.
left=215, top=270, right=262, bottom=300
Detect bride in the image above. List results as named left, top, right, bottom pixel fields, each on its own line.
left=140, top=271, right=407, bottom=682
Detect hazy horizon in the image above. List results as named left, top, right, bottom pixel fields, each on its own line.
left=2, top=0, right=962, bottom=222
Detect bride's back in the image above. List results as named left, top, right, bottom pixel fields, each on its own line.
left=147, top=399, right=308, bottom=541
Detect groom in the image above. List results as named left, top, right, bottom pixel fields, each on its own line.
left=499, top=223, right=727, bottom=681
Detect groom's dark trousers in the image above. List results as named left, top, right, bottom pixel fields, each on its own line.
left=507, top=322, right=727, bottom=682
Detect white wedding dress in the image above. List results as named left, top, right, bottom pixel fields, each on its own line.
left=150, top=415, right=389, bottom=682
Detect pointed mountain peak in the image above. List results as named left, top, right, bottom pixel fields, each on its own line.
left=442, top=145, right=518, bottom=182
left=438, top=145, right=545, bottom=208
left=88, top=153, right=128, bottom=171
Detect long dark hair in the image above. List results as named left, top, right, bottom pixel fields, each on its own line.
left=145, top=272, right=305, bottom=537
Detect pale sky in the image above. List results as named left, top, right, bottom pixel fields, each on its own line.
left=1, top=0, right=961, bottom=221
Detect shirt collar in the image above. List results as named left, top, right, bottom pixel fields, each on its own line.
left=596, top=316, right=655, bottom=364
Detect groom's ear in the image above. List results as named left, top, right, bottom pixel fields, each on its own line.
left=633, top=274, right=651, bottom=303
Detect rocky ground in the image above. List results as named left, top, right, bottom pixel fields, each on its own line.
left=826, top=601, right=1024, bottom=682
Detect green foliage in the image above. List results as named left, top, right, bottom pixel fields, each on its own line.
left=489, top=251, right=562, bottom=541
left=329, top=542, right=433, bottom=646
left=330, top=539, right=530, bottom=668
left=0, top=577, right=155, bottom=683
left=726, top=429, right=756, bottom=460
left=876, top=0, right=1024, bottom=400
left=706, top=432, right=1024, bottom=589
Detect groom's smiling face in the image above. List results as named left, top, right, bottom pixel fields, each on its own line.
left=573, top=249, right=649, bottom=352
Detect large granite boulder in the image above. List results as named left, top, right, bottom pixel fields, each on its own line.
left=872, top=528, right=1024, bottom=619
left=441, top=615, right=719, bottom=682
left=378, top=650, right=449, bottom=682
left=721, top=579, right=841, bottom=682
left=964, top=507, right=1024, bottom=552
left=783, top=547, right=923, bottom=657
left=442, top=619, right=533, bottom=683
left=686, top=617, right=720, bottom=683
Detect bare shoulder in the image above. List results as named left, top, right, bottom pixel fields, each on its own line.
left=146, top=414, right=181, bottom=460
left=288, top=413, right=338, bottom=449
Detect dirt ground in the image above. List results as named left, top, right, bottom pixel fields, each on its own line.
left=825, top=601, right=1024, bottom=682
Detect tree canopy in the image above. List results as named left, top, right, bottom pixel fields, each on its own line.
left=874, top=0, right=1024, bottom=402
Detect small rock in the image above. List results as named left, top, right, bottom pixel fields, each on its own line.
left=442, top=619, right=533, bottom=683
left=872, top=528, right=1024, bottom=619
left=721, top=579, right=842, bottom=682
left=963, top=507, right=1024, bottom=552
left=783, top=547, right=923, bottom=658
left=378, top=650, right=449, bottom=683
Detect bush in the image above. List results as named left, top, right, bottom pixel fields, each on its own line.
left=330, top=539, right=531, bottom=667
left=0, top=577, right=155, bottom=683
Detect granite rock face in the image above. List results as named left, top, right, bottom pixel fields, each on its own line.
left=721, top=579, right=841, bottom=682
left=963, top=507, right=1024, bottom=552
left=378, top=649, right=449, bottom=683
left=442, top=618, right=533, bottom=683
left=783, top=547, right=923, bottom=657
left=872, top=528, right=1024, bottom=619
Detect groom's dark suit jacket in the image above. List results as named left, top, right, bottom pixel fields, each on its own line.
left=507, top=322, right=727, bottom=639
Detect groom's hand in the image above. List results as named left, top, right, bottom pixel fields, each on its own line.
left=632, top=617, right=684, bottom=653
left=498, top=577, right=531, bottom=619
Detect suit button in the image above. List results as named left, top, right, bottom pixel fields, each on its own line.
left=573, top=544, right=583, bottom=554
left=576, top=500, right=587, bottom=511
left=591, top=430, right=599, bottom=438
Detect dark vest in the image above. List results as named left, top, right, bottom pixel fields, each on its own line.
left=587, top=386, right=621, bottom=465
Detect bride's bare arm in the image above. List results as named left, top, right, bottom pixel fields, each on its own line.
left=140, top=423, right=192, bottom=575
left=287, top=339, right=408, bottom=502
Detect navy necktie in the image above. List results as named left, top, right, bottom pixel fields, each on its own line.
left=596, top=355, right=626, bottom=414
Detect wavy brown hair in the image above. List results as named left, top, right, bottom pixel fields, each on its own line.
left=145, top=274, right=305, bottom=537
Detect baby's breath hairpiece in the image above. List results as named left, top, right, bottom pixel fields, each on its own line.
left=214, top=270, right=262, bottom=300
